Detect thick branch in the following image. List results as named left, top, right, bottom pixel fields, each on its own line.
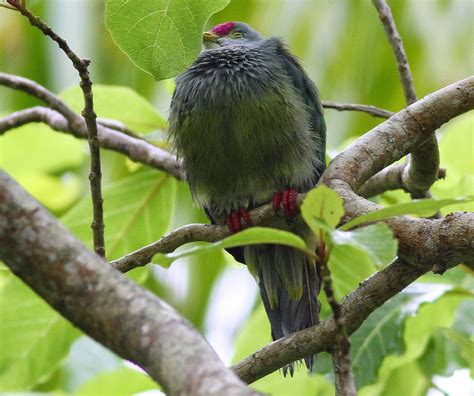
left=322, top=77, right=473, bottom=191
left=0, top=171, right=258, bottom=396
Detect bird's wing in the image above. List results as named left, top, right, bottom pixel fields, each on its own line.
left=271, top=38, right=327, bottom=176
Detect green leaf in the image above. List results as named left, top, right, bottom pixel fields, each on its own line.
left=301, top=185, right=345, bottom=236
left=341, top=196, right=473, bottom=230
left=105, top=0, right=231, bottom=80
left=153, top=227, right=308, bottom=268
left=75, top=367, right=156, bottom=395
left=0, top=274, right=79, bottom=391
left=0, top=122, right=85, bottom=211
left=12, top=173, right=82, bottom=213
left=333, top=222, right=398, bottom=268
left=0, top=123, right=84, bottom=175
left=62, top=168, right=176, bottom=260
left=420, top=328, right=474, bottom=378
left=432, top=112, right=474, bottom=213
left=328, top=245, right=377, bottom=299
left=419, top=298, right=474, bottom=377
left=356, top=286, right=468, bottom=392
left=60, top=85, right=167, bottom=133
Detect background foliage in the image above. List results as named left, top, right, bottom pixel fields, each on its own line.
left=0, top=0, right=473, bottom=395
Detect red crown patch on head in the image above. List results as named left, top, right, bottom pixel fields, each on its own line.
left=211, top=21, right=236, bottom=36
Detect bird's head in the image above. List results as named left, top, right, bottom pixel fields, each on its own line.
left=202, top=21, right=263, bottom=49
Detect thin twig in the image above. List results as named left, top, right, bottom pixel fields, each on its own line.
left=0, top=72, right=78, bottom=123
left=97, top=118, right=146, bottom=141
left=8, top=0, right=106, bottom=256
left=372, top=0, right=416, bottom=104
left=322, top=101, right=394, bottom=119
left=317, top=234, right=356, bottom=396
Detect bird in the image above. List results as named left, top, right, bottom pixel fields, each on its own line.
left=168, top=21, right=326, bottom=375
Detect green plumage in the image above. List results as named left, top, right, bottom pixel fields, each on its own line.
left=169, top=22, right=326, bottom=374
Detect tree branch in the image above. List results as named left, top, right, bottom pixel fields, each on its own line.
left=322, top=77, right=473, bottom=192
left=322, top=101, right=394, bottom=119
left=97, top=117, right=146, bottom=141
left=233, top=258, right=426, bottom=383
left=0, top=170, right=259, bottom=396
left=358, top=162, right=446, bottom=198
left=0, top=82, right=182, bottom=179
left=372, top=0, right=440, bottom=202
left=0, top=72, right=78, bottom=123
left=372, top=0, right=416, bottom=104
left=8, top=0, right=106, bottom=256
left=317, top=235, right=356, bottom=396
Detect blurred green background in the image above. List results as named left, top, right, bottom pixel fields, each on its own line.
left=0, top=1, right=473, bottom=395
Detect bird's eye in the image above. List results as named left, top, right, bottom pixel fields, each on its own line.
left=232, top=32, right=243, bottom=39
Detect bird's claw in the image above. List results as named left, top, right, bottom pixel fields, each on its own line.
left=273, top=188, right=298, bottom=220
left=226, top=208, right=251, bottom=234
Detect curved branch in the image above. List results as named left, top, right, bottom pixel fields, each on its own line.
left=358, top=162, right=446, bottom=198
left=0, top=103, right=182, bottom=179
left=372, top=0, right=440, bottom=201
left=0, top=72, right=78, bottom=123
left=323, top=77, right=473, bottom=190
left=0, top=171, right=259, bottom=396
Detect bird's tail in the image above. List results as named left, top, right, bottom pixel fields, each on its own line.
left=244, top=244, right=321, bottom=376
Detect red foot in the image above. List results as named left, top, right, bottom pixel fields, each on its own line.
left=273, top=188, right=298, bottom=219
left=226, top=208, right=251, bottom=234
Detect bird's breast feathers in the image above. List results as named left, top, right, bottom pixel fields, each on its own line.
left=169, top=40, right=320, bottom=214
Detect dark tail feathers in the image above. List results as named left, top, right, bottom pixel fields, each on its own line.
left=245, top=244, right=321, bottom=376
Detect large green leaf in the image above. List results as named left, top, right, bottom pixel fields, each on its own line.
left=11, top=173, right=82, bottom=213
left=105, top=0, right=231, bottom=80
left=0, top=275, right=79, bottom=391
left=62, top=168, right=176, bottom=260
left=328, top=245, right=377, bottom=299
left=0, top=122, right=85, bottom=212
left=0, top=123, right=84, bottom=174
left=153, top=227, right=308, bottom=268
left=341, top=196, right=473, bottom=231
left=301, top=185, right=345, bottom=236
left=418, top=299, right=474, bottom=377
left=75, top=367, right=156, bottom=395
left=355, top=286, right=468, bottom=392
left=332, top=222, right=398, bottom=268
left=60, top=85, right=166, bottom=133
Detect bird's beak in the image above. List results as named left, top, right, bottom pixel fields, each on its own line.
left=202, top=31, right=219, bottom=43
